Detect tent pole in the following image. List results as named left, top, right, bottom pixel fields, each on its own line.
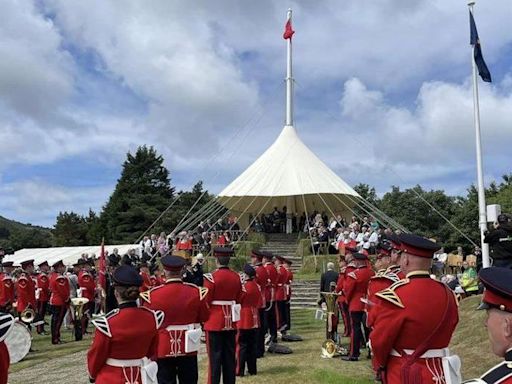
left=285, top=8, right=294, bottom=126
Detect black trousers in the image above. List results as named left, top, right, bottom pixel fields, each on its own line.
left=256, top=309, right=266, bottom=357
left=36, top=300, right=48, bottom=333
left=276, top=300, right=287, bottom=331
left=50, top=305, right=67, bottom=344
left=284, top=300, right=291, bottom=332
left=349, top=311, right=364, bottom=358
left=80, top=302, right=93, bottom=335
left=157, top=355, right=198, bottom=384
left=207, top=330, right=236, bottom=384
left=236, top=329, right=257, bottom=376
left=339, top=302, right=351, bottom=337
left=264, top=302, right=277, bottom=343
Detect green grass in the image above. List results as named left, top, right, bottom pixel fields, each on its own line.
left=9, top=324, right=92, bottom=373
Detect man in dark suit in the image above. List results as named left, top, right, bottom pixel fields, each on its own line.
left=319, top=262, right=339, bottom=304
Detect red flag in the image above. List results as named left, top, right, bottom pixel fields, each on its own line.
left=98, top=238, right=106, bottom=290
left=283, top=19, right=295, bottom=40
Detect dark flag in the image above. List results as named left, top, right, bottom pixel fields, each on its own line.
left=469, top=10, right=492, bottom=82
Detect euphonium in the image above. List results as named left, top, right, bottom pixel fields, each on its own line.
left=320, top=291, right=340, bottom=358
left=20, top=307, right=35, bottom=324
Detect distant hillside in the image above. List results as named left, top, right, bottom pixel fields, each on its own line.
left=0, top=215, right=53, bottom=253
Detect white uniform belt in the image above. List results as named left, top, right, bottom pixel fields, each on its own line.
left=212, top=300, right=235, bottom=306
left=390, top=348, right=448, bottom=358
left=106, top=358, right=143, bottom=367
left=166, top=323, right=200, bottom=331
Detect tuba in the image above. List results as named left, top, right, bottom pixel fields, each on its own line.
left=71, top=297, right=89, bottom=341
left=20, top=307, right=35, bottom=324
left=320, top=291, right=340, bottom=358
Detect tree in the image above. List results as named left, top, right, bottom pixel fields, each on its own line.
left=100, top=146, right=175, bottom=243
left=53, top=211, right=88, bottom=246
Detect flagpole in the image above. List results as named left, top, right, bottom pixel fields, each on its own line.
left=285, top=8, right=293, bottom=126
left=468, top=1, right=490, bottom=268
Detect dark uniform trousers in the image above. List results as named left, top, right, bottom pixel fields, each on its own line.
left=349, top=311, right=364, bottom=358
left=256, top=309, right=266, bottom=357
left=276, top=300, right=287, bottom=331
left=80, top=302, right=93, bottom=336
left=284, top=300, right=291, bottom=332
left=36, top=300, right=48, bottom=333
left=157, top=356, right=198, bottom=384
left=50, top=305, right=67, bottom=344
left=339, top=302, right=351, bottom=337
left=264, top=301, right=278, bottom=343
left=236, top=329, right=257, bottom=376
left=207, top=330, right=236, bottom=384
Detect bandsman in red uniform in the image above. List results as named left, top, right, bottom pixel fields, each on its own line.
left=370, top=234, right=459, bottom=384
left=36, top=261, right=51, bottom=334
left=384, top=234, right=406, bottom=279
left=335, top=256, right=350, bottom=337
left=87, top=265, right=164, bottom=384
left=141, top=254, right=209, bottom=384
left=236, top=264, right=262, bottom=377
left=204, top=247, right=244, bottom=384
left=49, top=260, right=70, bottom=345
left=283, top=257, right=294, bottom=334
left=16, top=259, right=37, bottom=323
left=139, top=262, right=152, bottom=293
left=262, top=251, right=279, bottom=346
left=78, top=259, right=96, bottom=336
left=366, top=241, right=399, bottom=328
left=0, top=261, right=15, bottom=313
left=464, top=267, right=512, bottom=384
left=0, top=311, right=15, bottom=384
left=250, top=250, right=268, bottom=358
left=274, top=255, right=288, bottom=332
left=342, top=252, right=374, bottom=361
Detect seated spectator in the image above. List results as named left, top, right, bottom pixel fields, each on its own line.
left=459, top=260, right=479, bottom=296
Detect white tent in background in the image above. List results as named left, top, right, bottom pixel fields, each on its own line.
left=2, top=244, right=138, bottom=267
left=217, top=9, right=359, bottom=223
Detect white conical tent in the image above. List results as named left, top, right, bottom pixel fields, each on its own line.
left=217, top=125, right=360, bottom=221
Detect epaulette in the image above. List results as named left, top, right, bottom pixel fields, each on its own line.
left=91, top=312, right=115, bottom=337
left=203, top=273, right=214, bottom=283
left=139, top=290, right=151, bottom=304
left=372, top=271, right=400, bottom=284
left=0, top=312, right=15, bottom=342
left=463, top=361, right=512, bottom=384
left=375, top=279, right=410, bottom=308
left=183, top=282, right=209, bottom=301
left=239, top=273, right=247, bottom=292
left=347, top=272, right=357, bottom=280
left=140, top=307, right=165, bottom=329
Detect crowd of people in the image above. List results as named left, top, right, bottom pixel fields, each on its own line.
left=316, top=213, right=512, bottom=384
left=0, top=243, right=295, bottom=384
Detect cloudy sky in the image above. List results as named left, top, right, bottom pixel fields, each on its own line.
left=0, top=0, right=511, bottom=227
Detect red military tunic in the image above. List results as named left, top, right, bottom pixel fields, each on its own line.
left=336, top=267, right=346, bottom=304
left=344, top=265, right=374, bottom=312
left=78, top=271, right=95, bottom=301
left=274, top=265, right=288, bottom=302
left=370, top=271, right=459, bottom=384
left=263, top=262, right=278, bottom=304
left=237, top=279, right=262, bottom=330
left=253, top=263, right=268, bottom=309
left=366, top=269, right=400, bottom=328
left=0, top=274, right=15, bottom=309
left=49, top=272, right=70, bottom=306
left=15, top=272, right=36, bottom=313
left=87, top=304, right=163, bottom=384
left=203, top=267, right=244, bottom=331
left=141, top=278, right=209, bottom=358
left=0, top=312, right=15, bottom=384
left=36, top=272, right=50, bottom=303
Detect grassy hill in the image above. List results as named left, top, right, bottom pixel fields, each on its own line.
left=451, top=294, right=501, bottom=379
left=0, top=215, right=53, bottom=252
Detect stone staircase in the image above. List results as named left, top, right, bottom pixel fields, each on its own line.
left=258, top=233, right=302, bottom=272
left=258, top=233, right=319, bottom=309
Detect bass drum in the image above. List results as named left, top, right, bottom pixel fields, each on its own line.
left=5, top=321, right=32, bottom=363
